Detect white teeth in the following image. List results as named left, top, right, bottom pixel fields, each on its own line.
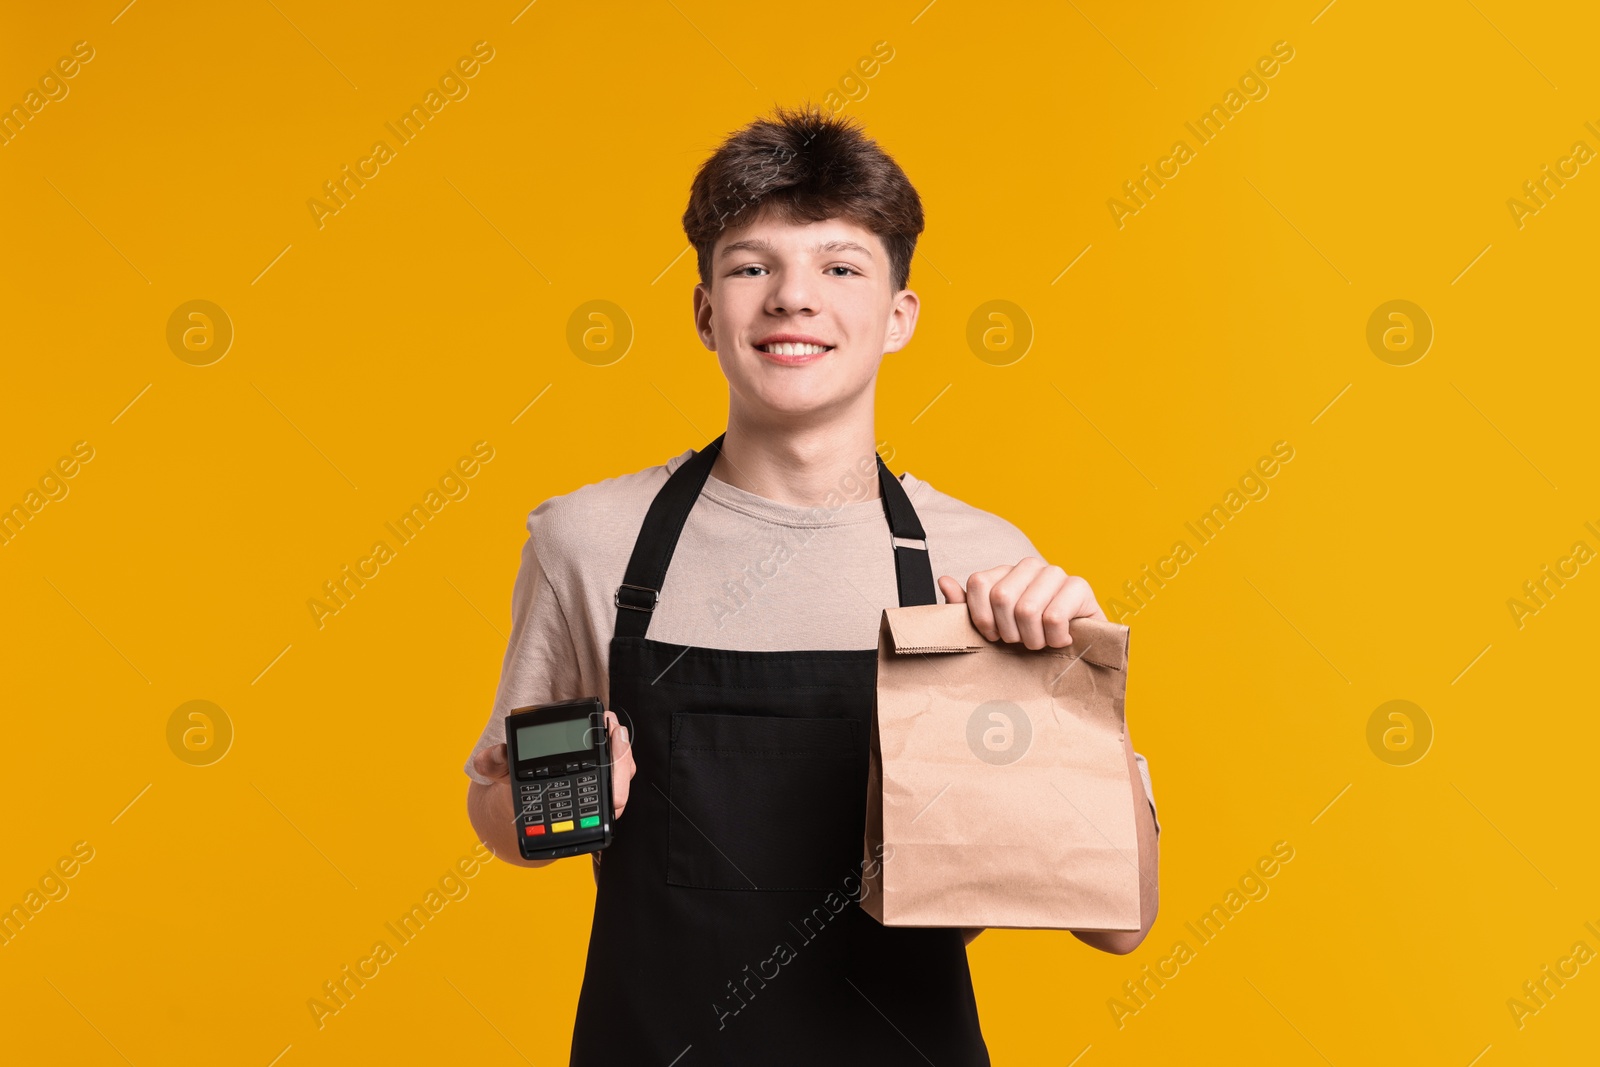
left=759, top=342, right=830, bottom=356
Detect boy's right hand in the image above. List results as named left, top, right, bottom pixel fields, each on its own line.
left=471, top=709, right=634, bottom=822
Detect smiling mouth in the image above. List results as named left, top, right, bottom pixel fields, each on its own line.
left=755, top=342, right=833, bottom=356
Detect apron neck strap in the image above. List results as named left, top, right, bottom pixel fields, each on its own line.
left=613, top=433, right=937, bottom=640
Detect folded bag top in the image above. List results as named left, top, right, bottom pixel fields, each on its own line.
left=881, top=602, right=1128, bottom=671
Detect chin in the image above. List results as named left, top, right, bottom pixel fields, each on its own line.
left=753, top=396, right=833, bottom=419
left=737, top=385, right=842, bottom=420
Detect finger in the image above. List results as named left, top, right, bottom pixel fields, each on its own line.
left=1042, top=578, right=1089, bottom=648
left=1078, top=579, right=1108, bottom=622
left=937, top=575, right=966, bottom=604
left=988, top=557, right=1047, bottom=644
left=1040, top=590, right=1074, bottom=649
left=604, top=710, right=632, bottom=819
left=962, top=566, right=1005, bottom=640
left=1014, top=565, right=1070, bottom=649
left=473, top=742, right=509, bottom=781
left=1045, top=576, right=1104, bottom=646
left=612, top=755, right=630, bottom=820
left=605, top=710, right=634, bottom=761
left=613, top=759, right=630, bottom=820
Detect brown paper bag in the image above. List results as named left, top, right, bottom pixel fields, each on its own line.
left=862, top=603, right=1142, bottom=930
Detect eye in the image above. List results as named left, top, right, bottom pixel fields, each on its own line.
left=733, top=265, right=767, bottom=277
left=826, top=265, right=860, bottom=277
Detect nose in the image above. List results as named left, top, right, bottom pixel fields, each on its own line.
left=765, top=268, right=818, bottom=317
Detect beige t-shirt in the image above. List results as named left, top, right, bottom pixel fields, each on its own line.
left=463, top=446, right=1159, bottom=832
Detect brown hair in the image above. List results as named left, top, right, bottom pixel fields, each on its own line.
left=682, top=103, right=924, bottom=293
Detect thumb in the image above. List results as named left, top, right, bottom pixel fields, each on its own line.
left=473, top=742, right=509, bottom=781
left=937, top=575, right=966, bottom=604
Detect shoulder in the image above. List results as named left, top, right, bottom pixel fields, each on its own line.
left=525, top=449, right=693, bottom=543
left=901, top=471, right=1041, bottom=573
left=523, top=448, right=694, bottom=567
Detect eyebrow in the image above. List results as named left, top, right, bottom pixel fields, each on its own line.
left=718, top=237, right=875, bottom=260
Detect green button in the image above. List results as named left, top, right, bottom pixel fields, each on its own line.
left=579, top=815, right=599, bottom=828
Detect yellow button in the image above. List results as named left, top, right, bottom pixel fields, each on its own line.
left=551, top=820, right=575, bottom=833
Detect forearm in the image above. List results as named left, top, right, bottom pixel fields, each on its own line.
left=466, top=781, right=556, bottom=869
left=1072, top=728, right=1159, bottom=954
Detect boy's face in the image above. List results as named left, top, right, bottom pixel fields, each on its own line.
left=692, top=211, right=918, bottom=424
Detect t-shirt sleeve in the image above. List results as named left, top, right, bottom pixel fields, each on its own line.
left=462, top=509, right=584, bottom=786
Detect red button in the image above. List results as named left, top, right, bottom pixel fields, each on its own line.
left=525, top=825, right=545, bottom=836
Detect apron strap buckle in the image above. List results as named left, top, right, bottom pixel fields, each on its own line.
left=614, top=583, right=660, bottom=612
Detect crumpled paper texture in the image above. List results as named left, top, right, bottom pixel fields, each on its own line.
left=862, top=603, right=1142, bottom=931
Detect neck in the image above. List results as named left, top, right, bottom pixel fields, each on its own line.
left=709, top=403, right=882, bottom=508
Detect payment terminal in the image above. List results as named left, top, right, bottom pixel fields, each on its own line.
left=506, top=697, right=614, bottom=861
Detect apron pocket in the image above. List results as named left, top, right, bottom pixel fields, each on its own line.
left=666, top=711, right=863, bottom=891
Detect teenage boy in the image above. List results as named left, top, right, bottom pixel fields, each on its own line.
left=465, top=104, right=1160, bottom=1064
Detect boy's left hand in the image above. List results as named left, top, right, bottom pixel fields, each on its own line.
left=938, top=556, right=1105, bottom=649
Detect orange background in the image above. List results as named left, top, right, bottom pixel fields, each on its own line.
left=2, top=1, right=1596, bottom=1063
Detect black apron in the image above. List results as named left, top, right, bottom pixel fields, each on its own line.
left=570, top=432, right=990, bottom=1065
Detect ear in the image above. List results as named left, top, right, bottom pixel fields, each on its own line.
left=882, top=287, right=920, bottom=355
left=692, top=283, right=717, bottom=352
